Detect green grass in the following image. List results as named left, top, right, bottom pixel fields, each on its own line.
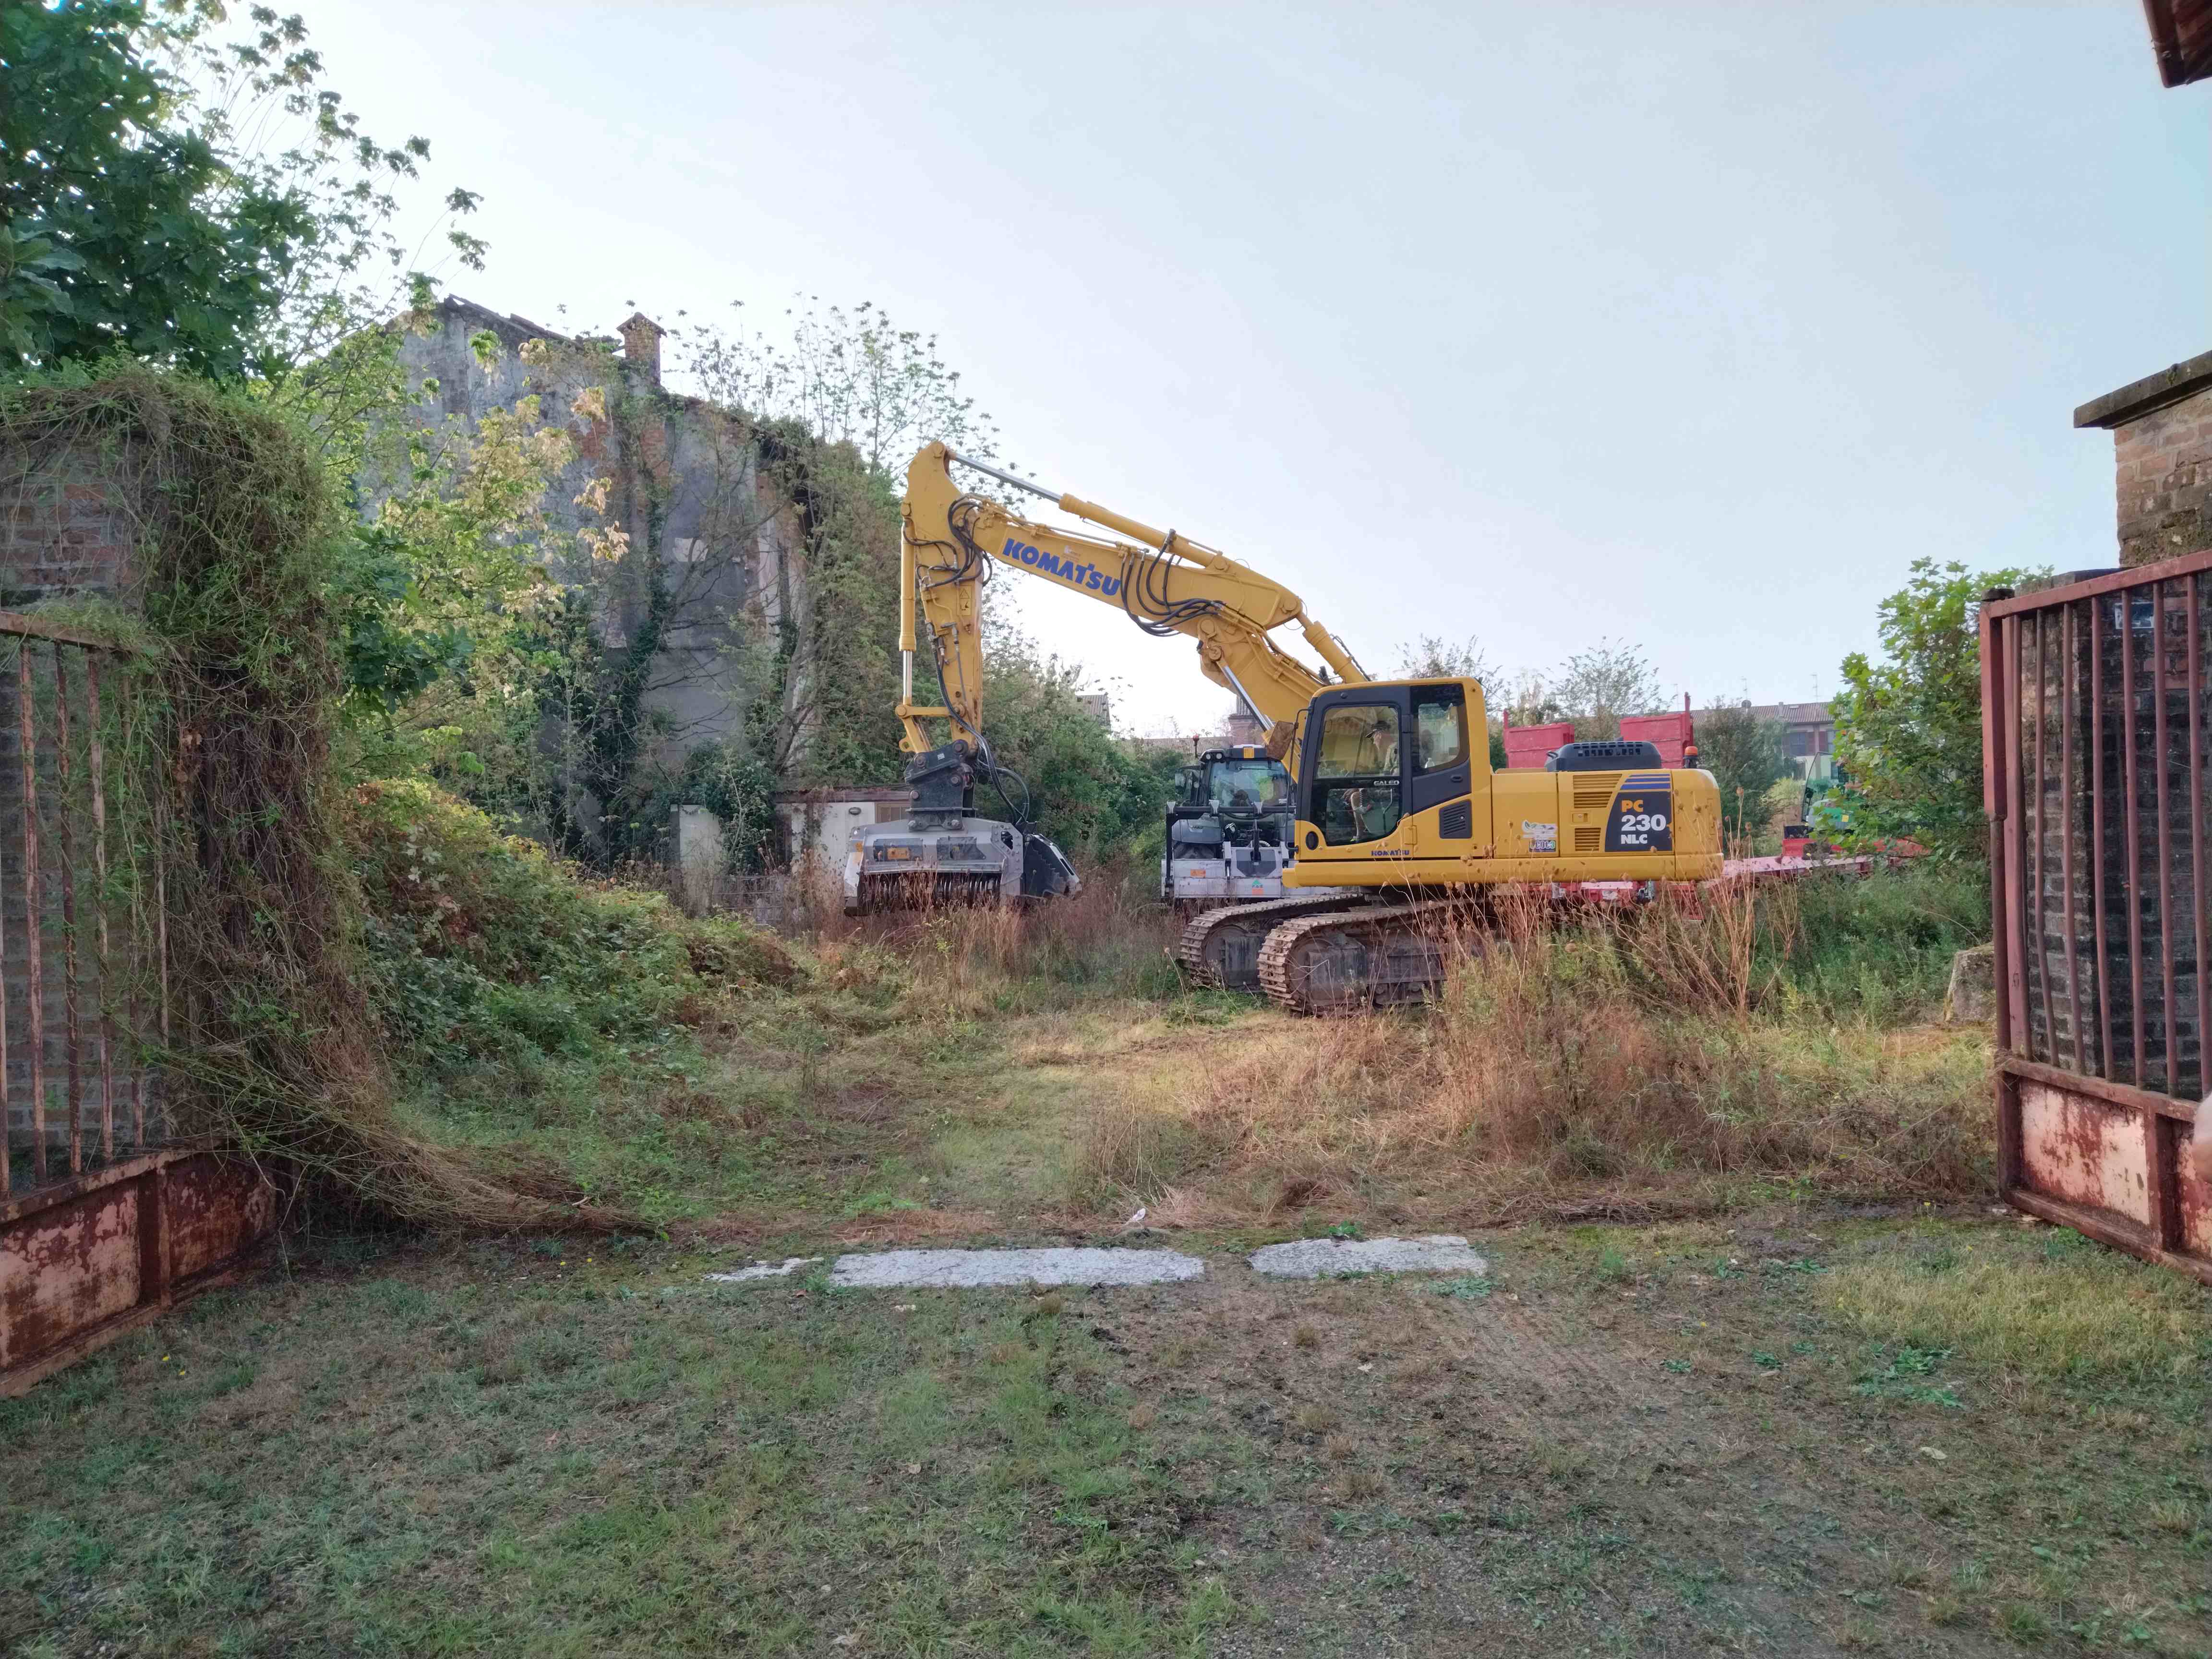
left=1767, top=858, right=1990, bottom=1023
left=2, top=1257, right=1240, bottom=1657
left=1824, top=1221, right=2212, bottom=1385
left=6, top=1215, right=2206, bottom=1658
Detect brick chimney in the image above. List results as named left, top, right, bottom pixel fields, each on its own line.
left=618, top=312, right=663, bottom=388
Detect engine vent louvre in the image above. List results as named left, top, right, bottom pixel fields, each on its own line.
left=1571, top=773, right=1623, bottom=812
left=1438, top=800, right=1473, bottom=840
left=1573, top=827, right=1602, bottom=854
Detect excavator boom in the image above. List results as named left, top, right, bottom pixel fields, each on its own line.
left=847, top=442, right=1368, bottom=914
left=895, top=442, right=1364, bottom=766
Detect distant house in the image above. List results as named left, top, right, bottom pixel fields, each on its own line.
left=1692, top=701, right=1837, bottom=781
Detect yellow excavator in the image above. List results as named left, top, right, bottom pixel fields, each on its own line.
left=855, top=441, right=1724, bottom=1013
left=847, top=441, right=1363, bottom=935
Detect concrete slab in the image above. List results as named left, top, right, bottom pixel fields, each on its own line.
left=1248, top=1235, right=1489, bottom=1280
left=704, top=1256, right=821, bottom=1283
left=828, top=1247, right=1207, bottom=1289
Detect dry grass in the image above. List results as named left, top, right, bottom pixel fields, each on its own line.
left=824, top=868, right=1182, bottom=1018
left=1071, top=891, right=1993, bottom=1223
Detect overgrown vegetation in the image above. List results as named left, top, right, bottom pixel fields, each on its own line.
left=0, top=371, right=685, bottom=1225
left=1071, top=866, right=1995, bottom=1226
left=1832, top=557, right=2040, bottom=861
left=334, top=800, right=1993, bottom=1233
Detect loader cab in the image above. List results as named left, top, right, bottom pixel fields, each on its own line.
left=1295, top=679, right=1485, bottom=852
left=1161, top=745, right=1298, bottom=909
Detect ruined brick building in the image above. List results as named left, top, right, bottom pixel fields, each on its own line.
left=368, top=295, right=818, bottom=785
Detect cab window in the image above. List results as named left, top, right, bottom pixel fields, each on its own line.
left=1313, top=703, right=1402, bottom=845
left=1209, top=758, right=1289, bottom=810
left=1414, top=687, right=1467, bottom=773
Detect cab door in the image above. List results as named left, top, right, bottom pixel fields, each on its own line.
left=1298, top=687, right=1411, bottom=851
left=1408, top=684, right=1475, bottom=844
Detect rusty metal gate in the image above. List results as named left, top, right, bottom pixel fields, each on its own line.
left=1983, top=559, right=2212, bottom=1282
left=0, top=613, right=276, bottom=1394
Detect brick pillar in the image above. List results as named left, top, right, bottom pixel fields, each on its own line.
left=2078, top=351, right=2212, bottom=568
left=618, top=312, right=663, bottom=389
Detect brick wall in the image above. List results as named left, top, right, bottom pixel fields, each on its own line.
left=0, top=443, right=163, bottom=1190
left=2079, top=349, right=2212, bottom=568
left=0, top=443, right=141, bottom=605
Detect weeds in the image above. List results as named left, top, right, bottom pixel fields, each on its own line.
left=1072, top=875, right=1991, bottom=1223
left=1823, top=1227, right=2212, bottom=1385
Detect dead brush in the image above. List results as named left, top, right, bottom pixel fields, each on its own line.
left=1073, top=878, right=1991, bottom=1221
left=1618, top=878, right=1801, bottom=1016
left=862, top=866, right=1177, bottom=1016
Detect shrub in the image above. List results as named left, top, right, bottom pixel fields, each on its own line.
left=349, top=777, right=796, bottom=1073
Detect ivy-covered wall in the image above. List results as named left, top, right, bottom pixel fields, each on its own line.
left=363, top=295, right=810, bottom=776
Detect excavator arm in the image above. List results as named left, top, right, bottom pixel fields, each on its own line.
left=895, top=441, right=1365, bottom=769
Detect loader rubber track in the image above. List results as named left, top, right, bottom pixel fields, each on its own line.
left=1255, top=898, right=1473, bottom=1016
left=1175, top=891, right=1365, bottom=991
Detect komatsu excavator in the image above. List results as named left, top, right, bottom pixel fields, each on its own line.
left=1190, top=698, right=1724, bottom=1011
left=846, top=441, right=1365, bottom=948
left=854, top=441, right=1725, bottom=1014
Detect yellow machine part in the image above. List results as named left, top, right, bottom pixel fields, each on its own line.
left=1282, top=676, right=1723, bottom=888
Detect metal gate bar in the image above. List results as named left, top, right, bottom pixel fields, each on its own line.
left=1984, top=558, right=2212, bottom=1283
left=0, top=614, right=166, bottom=1191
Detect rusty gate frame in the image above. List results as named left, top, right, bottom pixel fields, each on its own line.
left=1983, top=556, right=2212, bottom=1283
left=0, top=611, right=278, bottom=1393
left=0, top=1148, right=278, bottom=1396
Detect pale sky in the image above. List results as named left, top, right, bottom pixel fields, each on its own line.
left=301, top=1, right=2210, bottom=736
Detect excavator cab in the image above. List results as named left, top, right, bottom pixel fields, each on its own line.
left=1283, top=678, right=1720, bottom=889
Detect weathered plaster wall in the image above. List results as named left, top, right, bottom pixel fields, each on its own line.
left=365, top=296, right=811, bottom=764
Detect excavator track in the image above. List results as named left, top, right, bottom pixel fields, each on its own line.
left=1176, top=890, right=1364, bottom=991
left=1255, top=897, right=1477, bottom=1016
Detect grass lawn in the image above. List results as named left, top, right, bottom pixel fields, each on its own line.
left=6, top=1210, right=2207, bottom=1656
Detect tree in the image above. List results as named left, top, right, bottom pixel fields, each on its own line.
left=1, top=0, right=305, bottom=374
left=1394, top=633, right=1496, bottom=685
left=1692, top=700, right=1791, bottom=846
left=1551, top=637, right=1662, bottom=742
left=1831, top=557, right=2037, bottom=861
left=1, top=1, right=481, bottom=387
left=1396, top=634, right=1507, bottom=768
left=675, top=298, right=1004, bottom=483
left=973, top=625, right=1179, bottom=859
